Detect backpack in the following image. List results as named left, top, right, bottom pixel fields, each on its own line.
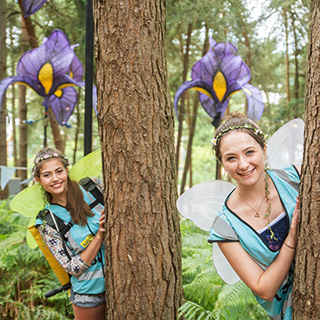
left=29, top=177, right=104, bottom=298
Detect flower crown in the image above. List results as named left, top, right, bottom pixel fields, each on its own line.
left=211, top=124, right=266, bottom=146
left=32, top=153, right=70, bottom=176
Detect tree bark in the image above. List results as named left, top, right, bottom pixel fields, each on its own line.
left=180, top=95, right=199, bottom=194
left=93, top=0, right=183, bottom=319
left=17, top=85, right=28, bottom=183
left=0, top=0, right=8, bottom=199
left=291, top=10, right=301, bottom=119
left=179, top=27, right=209, bottom=194
left=284, top=8, right=291, bottom=103
left=292, top=1, right=320, bottom=318
left=175, top=23, right=193, bottom=174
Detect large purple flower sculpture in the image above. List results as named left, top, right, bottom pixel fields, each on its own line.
left=48, top=50, right=85, bottom=126
left=0, top=29, right=83, bottom=126
left=174, top=38, right=264, bottom=127
left=23, top=0, right=47, bottom=17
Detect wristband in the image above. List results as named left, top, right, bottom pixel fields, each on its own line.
left=284, top=242, right=296, bottom=250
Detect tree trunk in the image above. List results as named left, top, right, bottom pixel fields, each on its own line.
left=48, top=108, right=65, bottom=152
left=292, top=1, right=320, bottom=318
left=180, top=95, right=199, bottom=194
left=284, top=9, right=291, bottom=103
left=93, top=1, right=183, bottom=319
left=73, top=91, right=81, bottom=165
left=291, top=10, right=300, bottom=119
left=10, top=29, right=18, bottom=168
left=0, top=0, right=8, bottom=199
left=179, top=28, right=209, bottom=194
left=243, top=31, right=251, bottom=71
left=17, top=84, right=28, bottom=183
left=175, top=23, right=193, bottom=174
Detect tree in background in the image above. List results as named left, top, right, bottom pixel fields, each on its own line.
left=0, top=0, right=8, bottom=199
left=293, top=0, right=320, bottom=318
left=93, top=0, right=183, bottom=318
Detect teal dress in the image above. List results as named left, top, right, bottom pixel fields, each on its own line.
left=208, top=167, right=300, bottom=320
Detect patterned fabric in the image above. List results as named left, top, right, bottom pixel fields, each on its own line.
left=258, top=212, right=288, bottom=251
left=38, top=224, right=89, bottom=278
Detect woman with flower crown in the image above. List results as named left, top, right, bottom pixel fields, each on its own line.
left=32, top=147, right=106, bottom=320
left=208, top=112, right=300, bottom=320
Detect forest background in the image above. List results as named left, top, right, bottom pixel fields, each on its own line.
left=0, top=0, right=310, bottom=319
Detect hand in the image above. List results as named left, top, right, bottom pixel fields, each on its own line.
left=285, top=196, right=299, bottom=249
left=96, top=211, right=105, bottom=239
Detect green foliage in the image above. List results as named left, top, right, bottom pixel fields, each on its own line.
left=179, top=219, right=269, bottom=320
left=0, top=198, right=73, bottom=319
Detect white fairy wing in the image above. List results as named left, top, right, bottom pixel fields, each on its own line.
left=212, top=243, right=240, bottom=284
left=177, top=180, right=240, bottom=284
left=267, top=118, right=304, bottom=169
left=177, top=180, right=235, bottom=231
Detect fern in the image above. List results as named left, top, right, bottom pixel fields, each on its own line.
left=179, top=300, right=216, bottom=320
left=0, top=198, right=73, bottom=319
left=214, top=282, right=269, bottom=320
left=180, top=219, right=269, bottom=320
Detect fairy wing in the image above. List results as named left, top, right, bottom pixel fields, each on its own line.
left=267, top=118, right=304, bottom=169
left=69, top=149, right=102, bottom=181
left=212, top=243, right=240, bottom=284
left=177, top=180, right=240, bottom=284
left=27, top=216, right=38, bottom=249
left=177, top=180, right=235, bottom=232
left=10, top=149, right=102, bottom=249
left=10, top=184, right=45, bottom=218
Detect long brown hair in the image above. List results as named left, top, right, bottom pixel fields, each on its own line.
left=213, top=111, right=265, bottom=162
left=33, top=148, right=94, bottom=225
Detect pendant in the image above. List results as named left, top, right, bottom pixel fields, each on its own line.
left=255, top=212, right=260, bottom=218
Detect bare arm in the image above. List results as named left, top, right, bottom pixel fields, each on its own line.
left=219, top=198, right=299, bottom=301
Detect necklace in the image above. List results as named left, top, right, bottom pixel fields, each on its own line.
left=238, top=192, right=265, bottom=218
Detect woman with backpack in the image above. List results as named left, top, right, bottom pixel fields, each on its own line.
left=32, top=147, right=105, bottom=320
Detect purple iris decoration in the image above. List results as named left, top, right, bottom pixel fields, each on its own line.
left=0, top=29, right=83, bottom=126
left=48, top=50, right=84, bottom=126
left=174, top=38, right=264, bottom=127
left=22, top=0, right=47, bottom=17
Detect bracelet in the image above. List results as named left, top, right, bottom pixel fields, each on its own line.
left=284, top=242, right=296, bottom=250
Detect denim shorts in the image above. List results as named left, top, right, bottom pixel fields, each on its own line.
left=70, top=288, right=106, bottom=308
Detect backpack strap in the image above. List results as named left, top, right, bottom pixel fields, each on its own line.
left=37, top=209, right=74, bottom=242
left=79, top=177, right=104, bottom=209
left=37, top=209, right=73, bottom=261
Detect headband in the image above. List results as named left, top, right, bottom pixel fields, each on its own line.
left=32, top=153, right=70, bottom=176
left=211, top=124, right=266, bottom=146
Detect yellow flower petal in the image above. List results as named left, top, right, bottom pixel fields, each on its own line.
left=213, top=71, right=227, bottom=102
left=38, top=62, right=53, bottom=95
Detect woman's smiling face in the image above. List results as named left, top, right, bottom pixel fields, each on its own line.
left=219, top=130, right=266, bottom=187
left=36, top=158, right=69, bottom=204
